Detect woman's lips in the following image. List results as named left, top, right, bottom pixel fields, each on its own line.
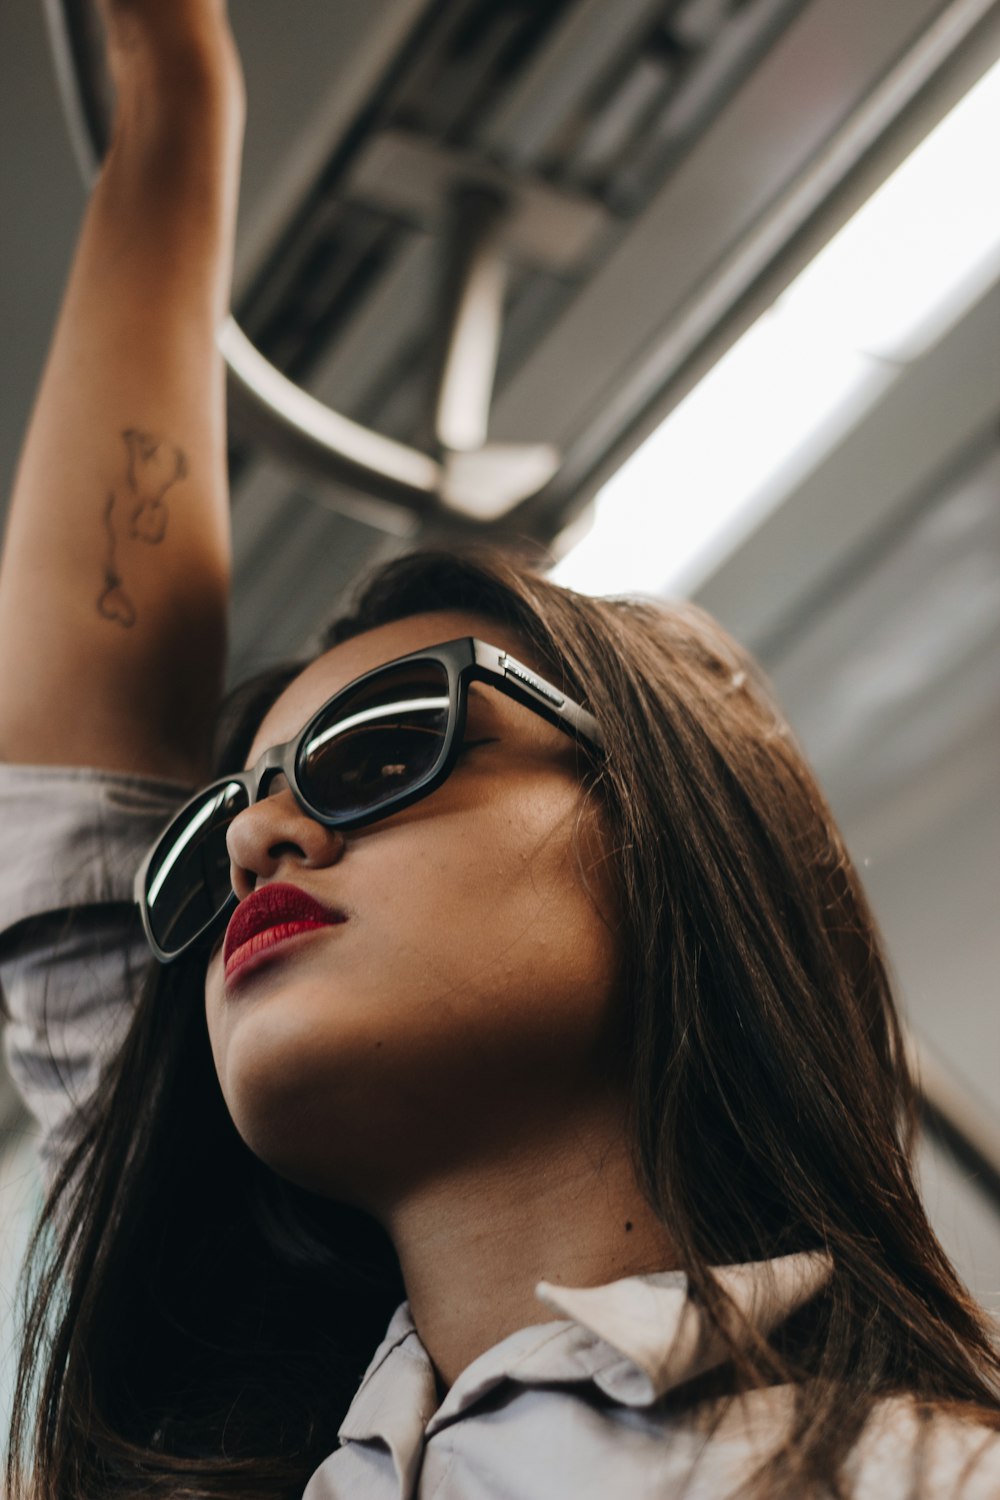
left=223, top=881, right=347, bottom=983
left=224, top=919, right=339, bottom=984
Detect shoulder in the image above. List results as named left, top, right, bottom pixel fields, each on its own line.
left=676, top=1387, right=1000, bottom=1500
left=848, top=1396, right=1000, bottom=1500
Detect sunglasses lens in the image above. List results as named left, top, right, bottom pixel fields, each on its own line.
left=144, top=781, right=248, bottom=955
left=296, top=660, right=452, bottom=819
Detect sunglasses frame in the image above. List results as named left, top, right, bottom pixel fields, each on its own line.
left=134, top=636, right=605, bottom=963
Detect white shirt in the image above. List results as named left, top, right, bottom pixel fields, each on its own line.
left=305, top=1255, right=1000, bottom=1499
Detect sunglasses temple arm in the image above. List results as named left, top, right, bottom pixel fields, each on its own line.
left=486, top=668, right=603, bottom=749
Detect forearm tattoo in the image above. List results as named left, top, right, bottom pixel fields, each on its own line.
left=97, top=428, right=188, bottom=628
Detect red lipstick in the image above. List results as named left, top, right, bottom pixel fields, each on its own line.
left=224, top=883, right=346, bottom=982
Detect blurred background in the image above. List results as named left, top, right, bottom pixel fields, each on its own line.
left=1, top=0, right=998, bottom=1421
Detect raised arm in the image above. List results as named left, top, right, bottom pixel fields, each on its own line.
left=0, top=1, right=245, bottom=783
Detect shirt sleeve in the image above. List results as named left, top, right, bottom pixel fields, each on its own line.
left=0, top=763, right=194, bottom=1185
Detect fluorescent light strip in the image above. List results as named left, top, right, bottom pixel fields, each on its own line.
left=550, top=55, right=1000, bottom=600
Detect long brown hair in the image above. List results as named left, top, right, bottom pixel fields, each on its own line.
left=7, top=543, right=1000, bottom=1499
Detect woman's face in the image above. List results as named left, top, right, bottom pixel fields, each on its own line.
left=204, top=609, right=624, bottom=1208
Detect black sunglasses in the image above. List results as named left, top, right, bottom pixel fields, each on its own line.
left=134, top=637, right=604, bottom=963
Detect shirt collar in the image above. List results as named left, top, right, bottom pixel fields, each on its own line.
left=338, top=1250, right=832, bottom=1472
left=533, top=1249, right=833, bottom=1404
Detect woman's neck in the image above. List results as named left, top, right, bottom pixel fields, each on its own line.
left=380, top=1097, right=678, bottom=1393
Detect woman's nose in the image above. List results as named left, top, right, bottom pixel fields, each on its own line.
left=226, top=782, right=346, bottom=901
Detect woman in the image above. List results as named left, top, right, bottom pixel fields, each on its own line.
left=1, top=3, right=998, bottom=1497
